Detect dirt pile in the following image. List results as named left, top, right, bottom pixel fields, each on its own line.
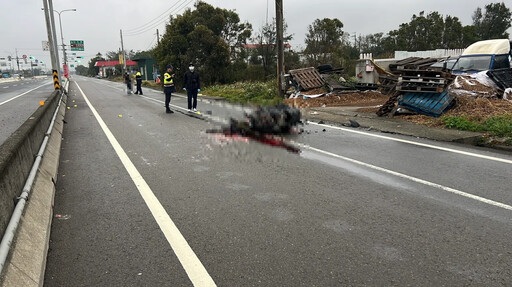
left=284, top=91, right=388, bottom=108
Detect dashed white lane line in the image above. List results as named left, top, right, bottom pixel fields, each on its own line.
left=0, top=82, right=51, bottom=106
left=75, top=82, right=216, bottom=287
left=296, top=142, right=512, bottom=211
left=309, top=122, right=512, bottom=165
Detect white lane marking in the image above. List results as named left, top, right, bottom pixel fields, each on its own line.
left=2, top=86, right=8, bottom=89
left=0, top=82, right=51, bottom=106
left=138, top=94, right=189, bottom=112
left=309, top=122, right=512, bottom=165
left=296, top=142, right=512, bottom=211
left=75, top=83, right=216, bottom=287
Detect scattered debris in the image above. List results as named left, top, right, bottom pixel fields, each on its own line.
left=207, top=104, right=302, bottom=153
left=284, top=90, right=388, bottom=109
left=342, top=119, right=360, bottom=128
left=487, top=68, right=512, bottom=90
left=289, top=67, right=325, bottom=90
left=398, top=91, right=455, bottom=117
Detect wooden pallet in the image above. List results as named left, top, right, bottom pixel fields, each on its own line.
left=397, top=86, right=445, bottom=93
left=289, top=67, right=325, bottom=90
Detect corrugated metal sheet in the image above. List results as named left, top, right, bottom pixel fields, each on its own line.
left=398, top=91, right=454, bottom=117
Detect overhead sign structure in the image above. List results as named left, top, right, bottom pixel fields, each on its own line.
left=70, top=40, right=84, bottom=51
left=42, top=40, right=50, bottom=51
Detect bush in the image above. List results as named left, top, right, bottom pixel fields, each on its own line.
left=483, top=115, right=512, bottom=137
left=203, top=81, right=282, bottom=106
left=441, top=114, right=512, bottom=137
left=441, top=116, right=483, bottom=131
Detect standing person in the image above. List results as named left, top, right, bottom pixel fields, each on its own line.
left=163, top=65, right=176, bottom=114
left=134, top=71, right=143, bottom=95
left=183, top=63, right=200, bottom=112
left=124, top=72, right=132, bottom=94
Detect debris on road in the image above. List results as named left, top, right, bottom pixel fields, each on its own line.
left=207, top=104, right=302, bottom=153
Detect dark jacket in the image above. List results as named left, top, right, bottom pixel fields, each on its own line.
left=135, top=73, right=142, bottom=84
left=124, top=73, right=131, bottom=84
left=183, top=71, right=200, bottom=90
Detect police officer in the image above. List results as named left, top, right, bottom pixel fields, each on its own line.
left=163, top=65, right=176, bottom=114
left=134, top=71, right=143, bottom=95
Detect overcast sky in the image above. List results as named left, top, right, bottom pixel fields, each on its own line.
left=1, top=0, right=510, bottom=70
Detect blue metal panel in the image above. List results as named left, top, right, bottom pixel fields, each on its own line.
left=398, top=91, right=454, bottom=117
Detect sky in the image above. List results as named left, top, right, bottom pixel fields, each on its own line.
left=1, top=0, right=511, bottom=72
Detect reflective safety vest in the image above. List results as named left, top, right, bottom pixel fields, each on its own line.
left=164, top=72, right=174, bottom=87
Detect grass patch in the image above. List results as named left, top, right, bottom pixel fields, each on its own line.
left=202, top=81, right=282, bottom=106
left=441, top=114, right=512, bottom=137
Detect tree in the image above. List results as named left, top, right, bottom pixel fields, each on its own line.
left=250, top=19, right=293, bottom=77
left=87, top=52, right=105, bottom=76
left=75, top=65, right=88, bottom=76
left=153, top=1, right=252, bottom=85
left=473, top=2, right=512, bottom=39
left=304, top=18, right=345, bottom=66
left=442, top=16, right=464, bottom=49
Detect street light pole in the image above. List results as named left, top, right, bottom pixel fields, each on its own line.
left=54, top=9, right=76, bottom=72
left=42, top=8, right=76, bottom=77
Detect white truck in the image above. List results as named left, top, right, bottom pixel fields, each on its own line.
left=451, top=39, right=511, bottom=74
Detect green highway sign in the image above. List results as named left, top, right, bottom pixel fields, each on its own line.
left=70, top=40, right=84, bottom=51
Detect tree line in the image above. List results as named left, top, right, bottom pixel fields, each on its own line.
left=78, top=1, right=511, bottom=85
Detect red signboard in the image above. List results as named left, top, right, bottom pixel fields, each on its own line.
left=63, top=64, right=69, bottom=78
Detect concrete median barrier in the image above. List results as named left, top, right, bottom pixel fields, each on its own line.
left=0, top=81, right=68, bottom=286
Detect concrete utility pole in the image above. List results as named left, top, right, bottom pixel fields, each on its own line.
left=42, top=0, right=61, bottom=85
left=15, top=49, right=20, bottom=72
left=48, top=0, right=62, bottom=83
left=275, top=0, right=284, bottom=97
left=120, top=29, right=127, bottom=73
left=157, top=29, right=160, bottom=45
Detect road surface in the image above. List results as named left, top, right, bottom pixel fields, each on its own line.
left=0, top=77, right=54, bottom=144
left=44, top=76, right=512, bottom=286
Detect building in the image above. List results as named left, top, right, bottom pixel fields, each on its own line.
left=94, top=60, right=138, bottom=77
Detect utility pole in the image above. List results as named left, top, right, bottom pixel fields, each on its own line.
left=15, top=49, right=20, bottom=72
left=120, top=29, right=127, bottom=73
left=275, top=0, right=284, bottom=98
left=48, top=0, right=62, bottom=84
left=156, top=29, right=160, bottom=45
left=43, top=0, right=61, bottom=87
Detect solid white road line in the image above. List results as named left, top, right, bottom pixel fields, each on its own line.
left=296, top=142, right=512, bottom=211
left=138, top=94, right=189, bottom=112
left=0, top=82, right=51, bottom=106
left=75, top=83, right=216, bottom=287
left=309, top=121, right=512, bottom=165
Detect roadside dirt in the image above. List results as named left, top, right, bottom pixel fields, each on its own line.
left=284, top=90, right=388, bottom=108
left=285, top=89, right=512, bottom=127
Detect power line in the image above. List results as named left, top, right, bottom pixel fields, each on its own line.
left=124, top=0, right=188, bottom=35
left=124, top=0, right=193, bottom=37
left=124, top=0, right=185, bottom=33
left=145, top=34, right=157, bottom=50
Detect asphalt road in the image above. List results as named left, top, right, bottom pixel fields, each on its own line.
left=0, top=77, right=54, bottom=144
left=44, top=76, right=512, bottom=286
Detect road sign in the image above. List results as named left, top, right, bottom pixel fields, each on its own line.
left=22, top=55, right=27, bottom=59
left=70, top=40, right=84, bottom=51
left=42, top=41, right=50, bottom=51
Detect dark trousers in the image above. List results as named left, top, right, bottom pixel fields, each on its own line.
left=164, top=89, right=172, bottom=111
left=135, top=82, right=142, bottom=94
left=126, top=82, right=132, bottom=94
left=187, top=89, right=198, bottom=109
